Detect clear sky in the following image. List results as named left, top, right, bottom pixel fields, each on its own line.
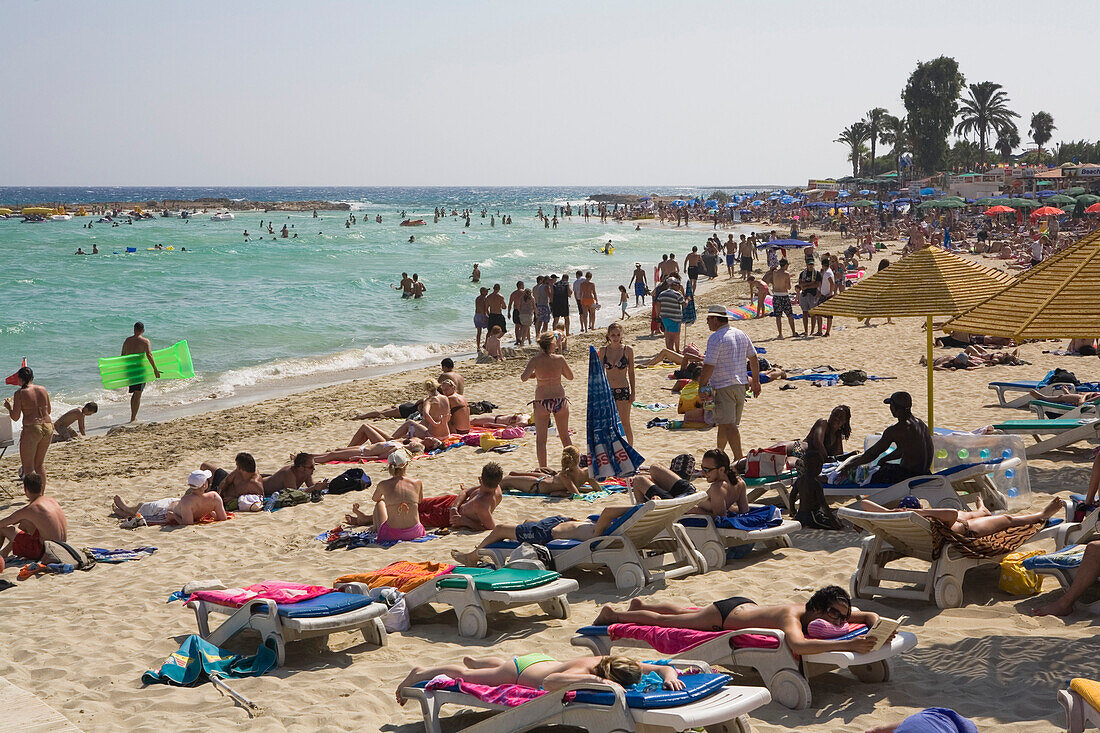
left=3, top=0, right=1097, bottom=186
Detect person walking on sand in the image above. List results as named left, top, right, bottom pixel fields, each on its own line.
left=629, top=262, right=648, bottom=306
left=473, top=287, right=489, bottom=351
left=522, top=332, right=573, bottom=468
left=697, top=305, right=760, bottom=461
left=4, top=366, right=52, bottom=488
left=507, top=281, right=526, bottom=346
left=122, top=321, right=160, bottom=422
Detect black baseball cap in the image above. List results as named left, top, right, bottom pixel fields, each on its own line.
left=884, top=391, right=913, bottom=409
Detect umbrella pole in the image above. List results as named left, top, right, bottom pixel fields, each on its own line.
left=926, top=315, right=934, bottom=429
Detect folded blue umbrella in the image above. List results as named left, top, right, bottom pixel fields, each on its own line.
left=142, top=634, right=277, bottom=685
left=586, top=346, right=645, bottom=478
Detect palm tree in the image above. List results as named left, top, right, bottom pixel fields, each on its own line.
left=864, top=107, right=889, bottom=178
left=836, top=122, right=870, bottom=177
left=995, top=128, right=1020, bottom=163
left=953, top=82, right=1019, bottom=170
left=1029, top=111, right=1056, bottom=157
left=880, top=114, right=909, bottom=180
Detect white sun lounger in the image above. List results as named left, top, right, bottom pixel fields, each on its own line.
left=186, top=586, right=387, bottom=666
left=1028, top=398, right=1100, bottom=421
left=743, top=471, right=797, bottom=510
left=988, top=380, right=1058, bottom=408
left=1061, top=685, right=1100, bottom=733
left=993, top=418, right=1100, bottom=457
left=402, top=659, right=771, bottom=733
left=571, top=624, right=917, bottom=710
left=0, top=416, right=11, bottom=459
left=337, top=566, right=579, bottom=639
left=838, top=507, right=1058, bottom=609
left=823, top=459, right=1019, bottom=511
left=676, top=508, right=801, bottom=572
left=476, top=492, right=705, bottom=591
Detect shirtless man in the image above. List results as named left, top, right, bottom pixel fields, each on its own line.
left=533, top=276, right=551, bottom=337
left=52, top=402, right=97, bottom=442
left=0, top=473, right=66, bottom=564
left=629, top=263, right=648, bottom=306
left=507, top=281, right=526, bottom=345
left=473, top=287, right=490, bottom=350
left=470, top=264, right=481, bottom=283
left=439, top=358, right=465, bottom=394
left=263, top=453, right=330, bottom=496
left=348, top=460, right=504, bottom=532
left=122, top=322, right=161, bottom=422
left=737, top=236, right=756, bottom=281
left=173, top=470, right=229, bottom=526
left=576, top=273, right=598, bottom=332
left=685, top=246, right=703, bottom=292
left=725, top=235, right=737, bottom=278
left=485, top=284, right=508, bottom=339
left=451, top=504, right=638, bottom=566
left=769, top=259, right=797, bottom=338
left=200, top=452, right=265, bottom=511
left=395, top=272, right=414, bottom=298
left=841, top=392, right=933, bottom=484
left=593, top=585, right=880, bottom=656
left=5, top=366, right=52, bottom=486
left=410, top=274, right=426, bottom=299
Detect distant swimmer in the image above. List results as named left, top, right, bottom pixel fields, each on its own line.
left=409, top=236, right=415, bottom=243
left=411, top=274, right=426, bottom=299
left=91, top=244, right=98, bottom=254
left=471, top=264, right=481, bottom=283
left=75, top=248, right=87, bottom=255
left=243, top=230, right=249, bottom=238
left=281, top=224, right=289, bottom=238
left=121, top=321, right=160, bottom=423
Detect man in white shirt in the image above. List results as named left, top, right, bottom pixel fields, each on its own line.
left=1030, top=237, right=1044, bottom=267
left=818, top=256, right=835, bottom=337
left=698, top=305, right=761, bottom=460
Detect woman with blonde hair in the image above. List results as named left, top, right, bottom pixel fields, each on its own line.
left=396, top=653, right=681, bottom=705
left=391, top=380, right=450, bottom=439
left=597, top=322, right=636, bottom=443
left=502, top=445, right=602, bottom=497
left=522, top=331, right=573, bottom=467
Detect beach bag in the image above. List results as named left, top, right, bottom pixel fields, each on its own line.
left=506, top=543, right=552, bottom=570
left=745, top=447, right=787, bottom=478
left=274, top=488, right=310, bottom=509
left=998, top=549, right=1044, bottom=596
left=1050, top=368, right=1079, bottom=386
left=839, top=369, right=868, bottom=386
left=677, top=381, right=701, bottom=414
left=42, top=541, right=95, bottom=571
left=327, top=468, right=372, bottom=496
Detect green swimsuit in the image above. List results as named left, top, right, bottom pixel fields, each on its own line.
left=514, top=653, right=557, bottom=677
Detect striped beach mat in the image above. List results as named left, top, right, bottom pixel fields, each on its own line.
left=728, top=296, right=772, bottom=320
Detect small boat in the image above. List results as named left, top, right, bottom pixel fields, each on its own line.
left=50, top=214, right=73, bottom=221
left=22, top=215, right=46, bottom=223
left=211, top=212, right=235, bottom=221
left=399, top=219, right=426, bottom=226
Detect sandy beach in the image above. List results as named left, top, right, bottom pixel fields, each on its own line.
left=1, top=228, right=1096, bottom=733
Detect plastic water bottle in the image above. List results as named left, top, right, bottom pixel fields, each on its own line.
left=264, top=492, right=280, bottom=512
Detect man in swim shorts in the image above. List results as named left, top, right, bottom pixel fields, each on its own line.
left=486, top=283, right=508, bottom=335
left=121, top=321, right=161, bottom=423
left=629, top=263, right=648, bottom=306
left=0, top=473, right=67, bottom=564
left=450, top=504, right=639, bottom=566
left=534, top=276, right=552, bottom=337
left=630, top=453, right=698, bottom=502
left=474, top=287, right=489, bottom=350
left=593, top=585, right=882, bottom=656
left=173, top=470, right=229, bottom=526
left=201, top=452, right=265, bottom=511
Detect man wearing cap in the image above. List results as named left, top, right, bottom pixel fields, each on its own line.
left=841, top=391, right=934, bottom=484
left=698, top=306, right=761, bottom=460
left=173, top=470, right=228, bottom=526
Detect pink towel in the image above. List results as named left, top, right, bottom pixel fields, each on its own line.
left=494, top=426, right=526, bottom=439
left=608, top=623, right=780, bottom=653
left=189, top=581, right=332, bottom=607
left=424, top=675, right=575, bottom=707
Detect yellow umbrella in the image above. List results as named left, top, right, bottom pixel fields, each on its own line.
left=812, top=245, right=1015, bottom=427
left=945, top=229, right=1100, bottom=338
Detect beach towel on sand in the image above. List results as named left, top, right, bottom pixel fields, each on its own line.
left=316, top=527, right=440, bottom=550
left=334, top=561, right=455, bottom=593
left=1071, top=679, right=1100, bottom=714
left=424, top=674, right=567, bottom=707
left=86, top=547, right=156, bottom=563
left=142, top=634, right=276, bottom=686
left=188, top=581, right=332, bottom=607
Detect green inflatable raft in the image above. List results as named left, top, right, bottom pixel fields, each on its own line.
left=98, top=340, right=195, bottom=389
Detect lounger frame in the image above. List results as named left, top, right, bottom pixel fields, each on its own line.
left=1061, top=688, right=1100, bottom=733
left=824, top=459, right=1018, bottom=512
left=402, top=659, right=770, bottom=733
left=995, top=419, right=1100, bottom=457
left=1029, top=398, right=1100, bottom=421
left=677, top=511, right=801, bottom=572
left=988, top=380, right=1057, bottom=409
left=571, top=626, right=916, bottom=711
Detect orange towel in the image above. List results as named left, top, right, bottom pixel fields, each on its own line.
left=335, top=560, right=455, bottom=593
left=1071, top=678, right=1100, bottom=713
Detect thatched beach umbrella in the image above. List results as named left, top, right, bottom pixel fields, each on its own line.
left=944, top=229, right=1100, bottom=339
left=812, top=246, right=1014, bottom=427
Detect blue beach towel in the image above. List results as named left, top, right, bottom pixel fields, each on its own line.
left=1023, top=544, right=1086, bottom=571
left=87, top=547, right=157, bottom=563
left=142, top=634, right=276, bottom=685
left=681, top=282, right=696, bottom=325
left=586, top=346, right=645, bottom=478
left=715, top=505, right=783, bottom=531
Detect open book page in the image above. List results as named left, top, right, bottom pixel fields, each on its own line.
left=864, top=615, right=906, bottom=651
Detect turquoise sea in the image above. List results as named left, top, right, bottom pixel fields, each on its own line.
left=0, top=186, right=766, bottom=425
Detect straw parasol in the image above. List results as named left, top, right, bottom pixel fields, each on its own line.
left=812, top=245, right=1014, bottom=427
left=944, top=228, right=1100, bottom=339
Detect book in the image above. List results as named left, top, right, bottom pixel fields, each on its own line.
left=864, top=615, right=906, bottom=652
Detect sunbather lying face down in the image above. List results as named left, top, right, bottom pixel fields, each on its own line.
left=395, top=654, right=681, bottom=705
left=856, top=496, right=1063, bottom=538
left=449, top=505, right=637, bottom=567
left=592, top=585, right=882, bottom=656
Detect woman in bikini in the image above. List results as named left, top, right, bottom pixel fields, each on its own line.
left=857, top=495, right=1064, bottom=537
left=522, top=331, right=573, bottom=468
left=311, top=433, right=440, bottom=464
left=395, top=654, right=681, bottom=705
left=391, top=380, right=451, bottom=439
left=439, top=378, right=470, bottom=434
left=4, top=366, right=52, bottom=488
left=501, top=446, right=602, bottom=497
left=598, top=322, right=636, bottom=444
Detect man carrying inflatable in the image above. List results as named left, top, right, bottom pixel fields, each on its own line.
left=122, top=322, right=160, bottom=422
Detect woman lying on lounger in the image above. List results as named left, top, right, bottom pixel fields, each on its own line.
left=856, top=495, right=1063, bottom=537
left=395, top=653, right=681, bottom=705
left=501, top=446, right=602, bottom=497
left=592, top=585, right=881, bottom=656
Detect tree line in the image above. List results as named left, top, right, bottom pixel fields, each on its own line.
left=834, top=56, right=1077, bottom=180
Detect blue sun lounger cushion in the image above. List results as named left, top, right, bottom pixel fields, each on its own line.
left=573, top=672, right=731, bottom=708
left=1023, top=544, right=1086, bottom=571
left=275, top=592, right=376, bottom=618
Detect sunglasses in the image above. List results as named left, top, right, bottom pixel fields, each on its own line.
left=701, top=465, right=718, bottom=473
left=824, top=604, right=850, bottom=623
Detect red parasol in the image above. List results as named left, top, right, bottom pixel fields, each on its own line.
left=1030, top=206, right=1065, bottom=218
left=984, top=205, right=1016, bottom=215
